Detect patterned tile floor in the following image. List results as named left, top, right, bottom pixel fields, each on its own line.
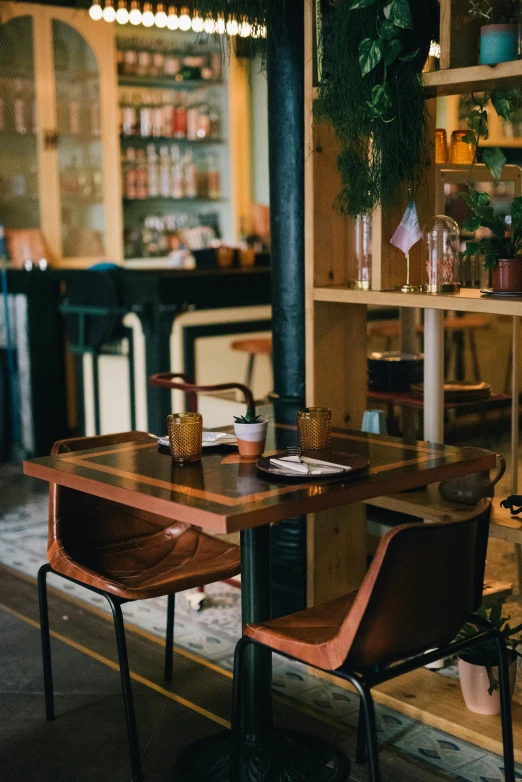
left=1, top=463, right=519, bottom=782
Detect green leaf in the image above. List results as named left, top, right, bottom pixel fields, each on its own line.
left=400, top=47, right=419, bottom=62
left=463, top=241, right=482, bottom=255
left=359, top=37, right=384, bottom=77
left=483, top=146, right=507, bottom=180
left=467, top=108, right=488, bottom=140
left=378, top=20, right=401, bottom=39
left=461, top=131, right=477, bottom=145
left=463, top=217, right=481, bottom=233
left=387, top=0, right=413, bottom=30
left=366, top=82, right=394, bottom=120
left=492, top=90, right=512, bottom=121
left=349, top=0, right=377, bottom=7
left=383, top=38, right=402, bottom=66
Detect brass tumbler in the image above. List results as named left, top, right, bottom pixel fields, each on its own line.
left=297, top=407, right=332, bottom=451
left=167, top=413, right=203, bottom=464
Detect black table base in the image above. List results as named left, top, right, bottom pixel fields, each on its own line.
left=174, top=730, right=350, bottom=782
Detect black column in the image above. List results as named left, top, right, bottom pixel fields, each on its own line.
left=266, top=0, right=307, bottom=617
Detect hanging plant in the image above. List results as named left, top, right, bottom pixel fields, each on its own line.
left=315, top=0, right=439, bottom=217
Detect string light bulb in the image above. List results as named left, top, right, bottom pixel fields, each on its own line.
left=128, top=0, right=142, bottom=24
left=102, top=0, right=116, bottom=22
left=167, top=6, right=179, bottom=29
left=215, top=14, right=225, bottom=34
left=89, top=1, right=103, bottom=20
left=178, top=6, right=192, bottom=30
left=141, top=1, right=155, bottom=26
left=154, top=2, right=167, bottom=27
left=203, top=15, right=215, bottom=33
left=250, top=19, right=260, bottom=38
left=239, top=17, right=251, bottom=37
left=115, top=0, right=129, bottom=24
left=191, top=11, right=204, bottom=32
left=226, top=15, right=239, bottom=35
left=259, top=24, right=267, bottom=38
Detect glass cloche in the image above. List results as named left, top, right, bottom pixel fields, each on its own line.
left=352, top=213, right=372, bottom=290
left=422, top=215, right=460, bottom=294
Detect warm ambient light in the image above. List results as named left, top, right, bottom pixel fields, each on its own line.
left=203, top=15, right=215, bottom=33
left=239, top=18, right=251, bottom=37
left=141, top=1, right=155, bottom=26
left=115, top=0, right=129, bottom=24
left=167, top=6, right=179, bottom=29
left=154, top=2, right=167, bottom=27
left=226, top=15, right=239, bottom=36
left=102, top=0, right=116, bottom=22
left=89, top=1, right=103, bottom=20
left=178, top=6, right=192, bottom=30
left=215, top=14, right=225, bottom=34
left=191, top=11, right=204, bottom=32
left=128, top=0, right=142, bottom=24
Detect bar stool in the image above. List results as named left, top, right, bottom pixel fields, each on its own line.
left=230, top=337, right=273, bottom=389
left=38, top=430, right=241, bottom=782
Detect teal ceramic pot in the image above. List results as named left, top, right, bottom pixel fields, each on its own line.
left=480, top=24, right=518, bottom=65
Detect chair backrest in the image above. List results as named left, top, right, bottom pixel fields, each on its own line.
left=334, top=498, right=491, bottom=669
left=149, top=372, right=255, bottom=414
left=48, top=431, right=158, bottom=576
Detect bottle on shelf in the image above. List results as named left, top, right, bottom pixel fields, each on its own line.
left=174, top=92, right=187, bottom=138
left=197, top=102, right=210, bottom=139
left=137, top=49, right=151, bottom=78
left=147, top=144, right=159, bottom=197
left=135, top=148, right=148, bottom=198
left=186, top=93, right=199, bottom=141
left=125, top=147, right=137, bottom=199
left=209, top=103, right=220, bottom=139
left=184, top=149, right=197, bottom=198
left=159, top=145, right=170, bottom=198
left=151, top=93, right=163, bottom=139
left=170, top=144, right=184, bottom=199
left=207, top=153, right=221, bottom=199
left=162, top=90, right=174, bottom=138
left=121, top=91, right=137, bottom=137
left=13, top=79, right=27, bottom=134
left=140, top=91, right=152, bottom=138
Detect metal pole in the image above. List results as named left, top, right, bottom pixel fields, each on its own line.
left=512, top=316, right=520, bottom=495
left=423, top=308, right=444, bottom=443
left=267, top=0, right=305, bottom=426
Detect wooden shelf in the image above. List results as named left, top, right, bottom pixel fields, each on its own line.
left=314, top=286, right=522, bottom=316
left=424, top=60, right=522, bottom=96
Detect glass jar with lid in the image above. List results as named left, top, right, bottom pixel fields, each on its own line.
left=352, top=213, right=372, bottom=289
left=422, top=215, right=460, bottom=294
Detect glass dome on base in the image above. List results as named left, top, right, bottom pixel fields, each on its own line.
left=422, top=215, right=460, bottom=294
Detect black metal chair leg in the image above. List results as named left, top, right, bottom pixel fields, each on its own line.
left=164, top=594, right=175, bottom=683
left=342, top=674, right=381, bottom=782
left=37, top=564, right=55, bottom=721
left=105, top=594, right=142, bottom=782
left=229, top=636, right=250, bottom=782
left=355, top=702, right=368, bottom=765
left=496, top=634, right=515, bottom=782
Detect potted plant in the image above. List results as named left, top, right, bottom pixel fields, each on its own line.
left=455, top=604, right=521, bottom=715
left=233, top=407, right=268, bottom=457
left=469, top=0, right=521, bottom=65
left=462, top=188, right=522, bottom=292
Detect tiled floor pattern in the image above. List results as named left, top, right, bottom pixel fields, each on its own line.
left=0, top=465, right=519, bottom=782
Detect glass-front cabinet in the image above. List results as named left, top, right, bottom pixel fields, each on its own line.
left=0, top=2, right=122, bottom=265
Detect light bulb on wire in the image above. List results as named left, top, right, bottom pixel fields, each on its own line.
left=89, top=1, right=103, bottom=20
left=155, top=2, right=167, bottom=27
left=115, top=0, right=129, bottom=24
left=129, top=0, right=142, bottom=24
left=215, top=14, right=225, bottom=34
left=141, top=2, right=155, bottom=26
left=191, top=12, right=204, bottom=32
left=203, top=15, right=215, bottom=33
left=102, top=0, right=116, bottom=22
left=178, top=6, right=192, bottom=30
left=239, top=18, right=251, bottom=37
left=167, top=6, right=179, bottom=29
left=226, top=15, right=239, bottom=36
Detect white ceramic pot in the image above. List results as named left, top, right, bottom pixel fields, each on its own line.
left=233, top=419, right=268, bottom=457
left=458, top=656, right=517, bottom=715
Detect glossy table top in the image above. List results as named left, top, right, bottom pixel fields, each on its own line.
left=23, top=426, right=496, bottom=534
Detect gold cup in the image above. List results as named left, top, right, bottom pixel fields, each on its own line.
left=167, top=413, right=203, bottom=464
left=449, top=130, right=474, bottom=164
left=435, top=128, right=448, bottom=164
left=297, top=407, right=332, bottom=451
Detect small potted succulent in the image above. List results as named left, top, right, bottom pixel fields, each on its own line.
left=463, top=188, right=522, bottom=292
left=468, top=0, right=521, bottom=65
left=233, top=407, right=268, bottom=457
left=455, top=604, right=521, bottom=715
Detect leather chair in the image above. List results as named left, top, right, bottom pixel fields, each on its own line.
left=149, top=371, right=255, bottom=413
left=229, top=498, right=516, bottom=782
left=38, top=430, right=240, bottom=782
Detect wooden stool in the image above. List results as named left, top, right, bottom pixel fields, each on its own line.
left=231, top=337, right=273, bottom=389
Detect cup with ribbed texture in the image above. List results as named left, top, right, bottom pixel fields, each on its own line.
left=297, top=407, right=331, bottom=451
left=167, top=413, right=203, bottom=464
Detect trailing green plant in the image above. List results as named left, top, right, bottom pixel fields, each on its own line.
left=233, top=407, right=263, bottom=424
left=315, top=0, right=438, bottom=216
left=468, top=0, right=521, bottom=24
left=462, top=188, right=522, bottom=268
left=460, top=89, right=522, bottom=182
left=455, top=604, right=522, bottom=694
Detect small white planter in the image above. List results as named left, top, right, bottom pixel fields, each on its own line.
left=233, top=419, right=268, bottom=457
left=458, top=656, right=517, bottom=715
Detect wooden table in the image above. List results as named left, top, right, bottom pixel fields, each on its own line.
left=23, top=426, right=495, bottom=782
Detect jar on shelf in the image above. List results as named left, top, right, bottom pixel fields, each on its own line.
left=449, top=130, right=474, bottom=164
left=422, top=215, right=460, bottom=294
left=351, top=213, right=372, bottom=290
left=435, top=128, right=448, bottom=164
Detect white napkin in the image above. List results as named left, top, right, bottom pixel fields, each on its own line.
left=157, top=432, right=237, bottom=448
left=270, top=455, right=350, bottom=475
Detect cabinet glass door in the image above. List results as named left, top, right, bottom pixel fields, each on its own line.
left=0, top=16, right=39, bottom=232
left=52, top=19, right=105, bottom=259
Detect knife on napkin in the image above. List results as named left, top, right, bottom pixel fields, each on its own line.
left=269, top=455, right=350, bottom=475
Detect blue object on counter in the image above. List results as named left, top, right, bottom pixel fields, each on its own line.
left=89, top=262, right=120, bottom=271
left=480, top=24, right=518, bottom=65
left=361, top=409, right=387, bottom=435
left=0, top=224, right=7, bottom=260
